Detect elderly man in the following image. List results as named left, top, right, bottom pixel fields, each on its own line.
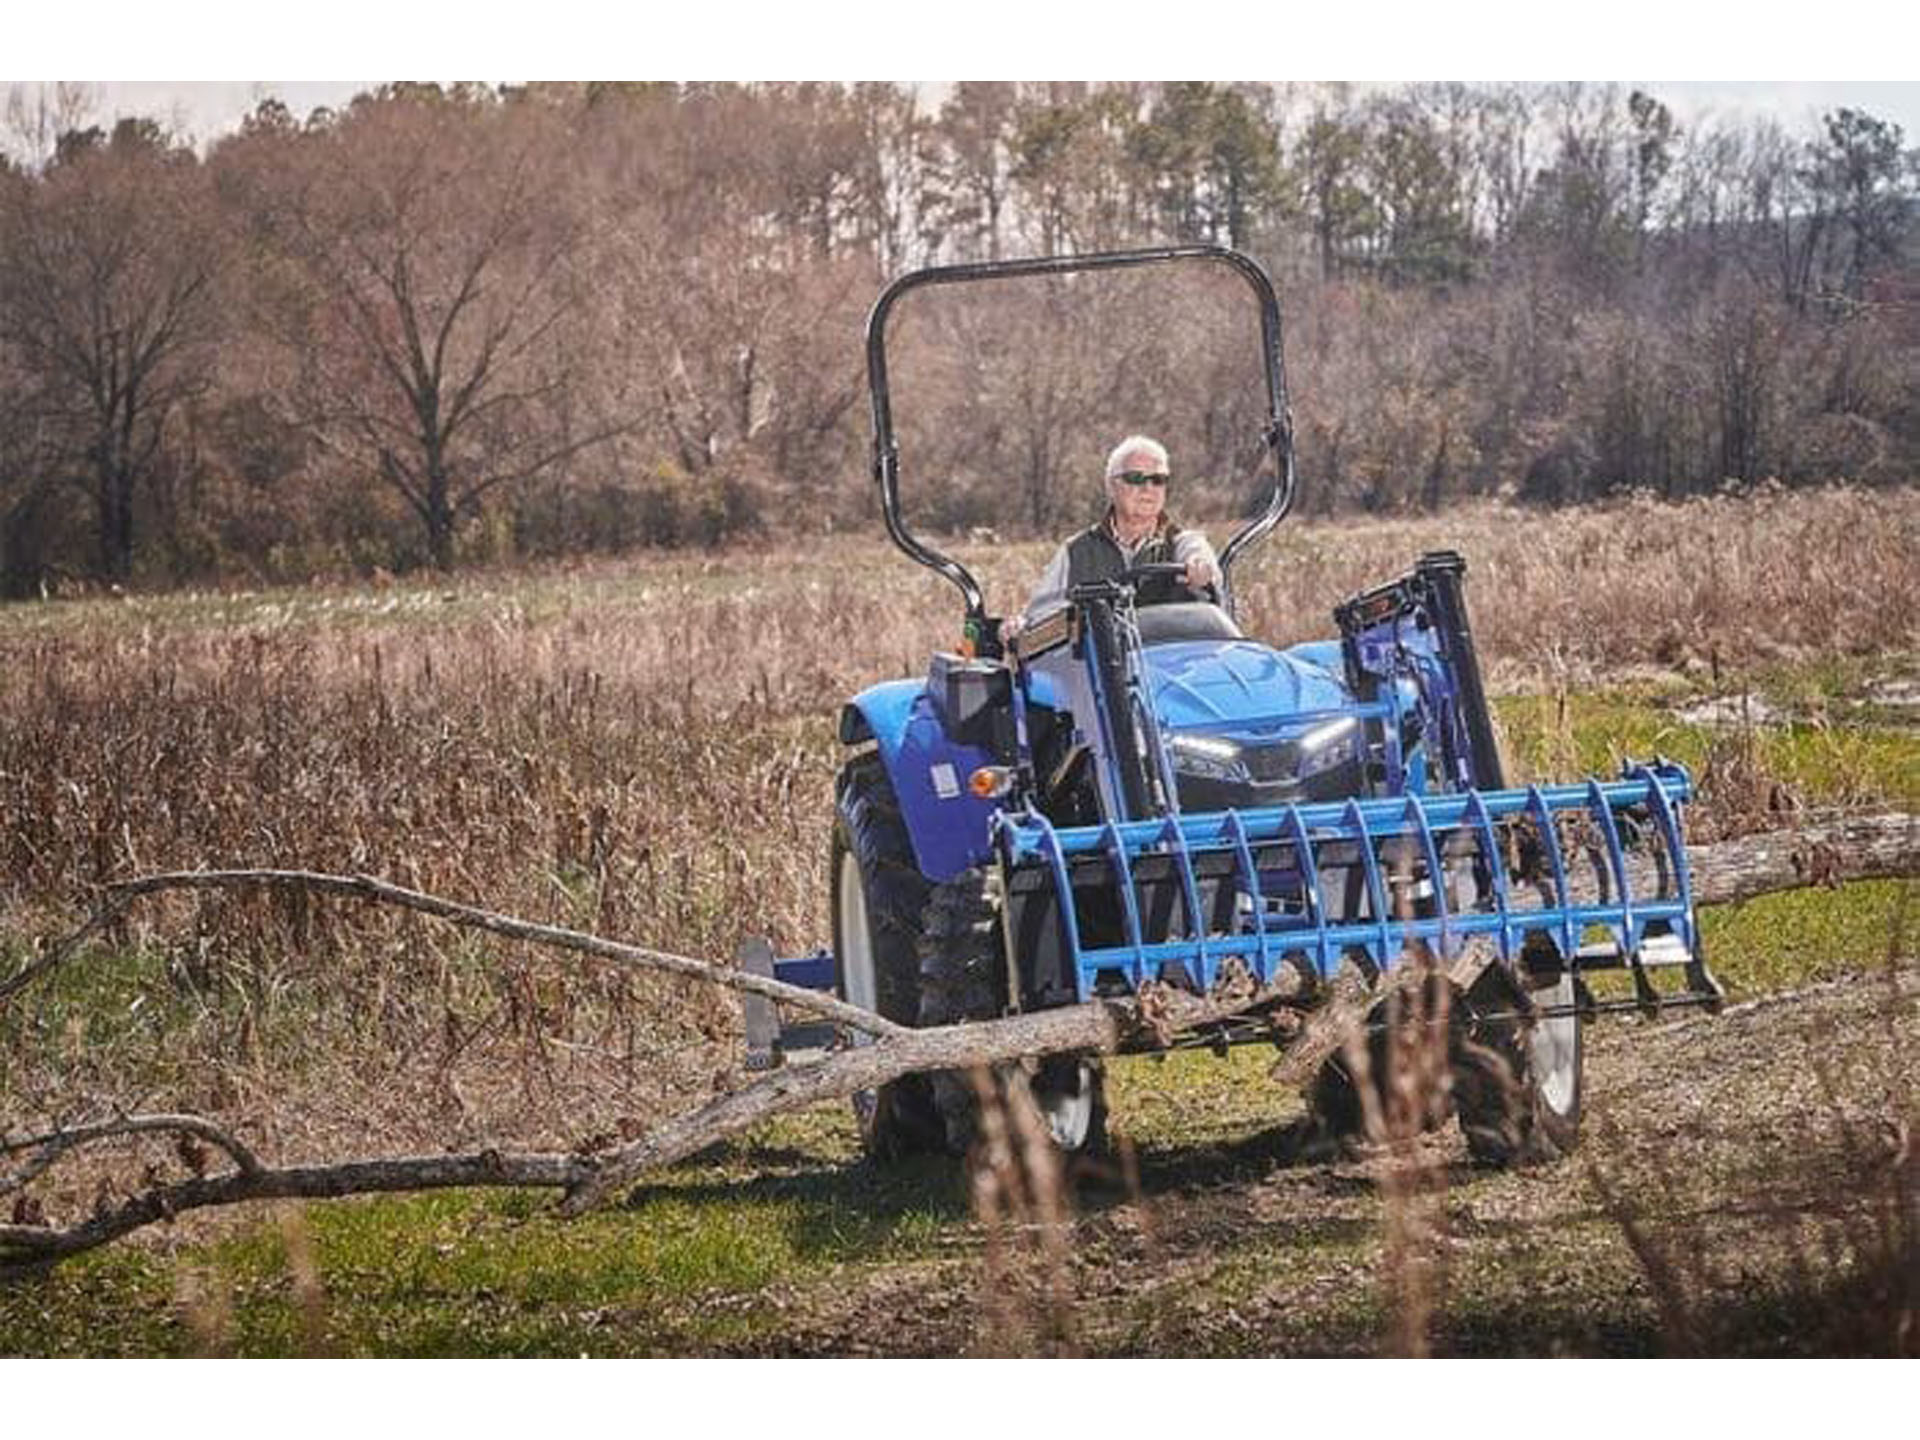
left=1005, top=435, right=1219, bottom=641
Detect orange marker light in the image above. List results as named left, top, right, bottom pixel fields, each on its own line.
left=968, top=766, right=1012, bottom=798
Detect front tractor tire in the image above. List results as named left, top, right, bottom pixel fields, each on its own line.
left=831, top=755, right=944, bottom=1159
left=1304, top=958, right=1583, bottom=1167
left=1453, top=959, right=1583, bottom=1165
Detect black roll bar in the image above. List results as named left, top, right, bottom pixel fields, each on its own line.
left=865, top=244, right=1298, bottom=619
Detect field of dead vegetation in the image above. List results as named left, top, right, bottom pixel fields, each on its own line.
left=1, top=484, right=1916, bottom=1355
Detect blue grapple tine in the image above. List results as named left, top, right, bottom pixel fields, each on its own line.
left=1156, top=814, right=1211, bottom=991
left=1628, top=760, right=1722, bottom=1013
left=1462, top=788, right=1516, bottom=963
left=1584, top=776, right=1658, bottom=1013
left=996, top=765, right=1706, bottom=1010
left=1278, top=803, right=1335, bottom=979
left=1220, top=810, right=1273, bottom=984
left=1342, top=798, right=1394, bottom=974
left=1101, top=818, right=1148, bottom=989
left=1632, top=762, right=1698, bottom=959
left=1584, top=778, right=1635, bottom=950
left=1523, top=783, right=1580, bottom=963
left=1401, top=792, right=1452, bottom=958
left=1022, top=809, right=1087, bottom=979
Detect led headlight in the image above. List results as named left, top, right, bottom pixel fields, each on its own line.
left=1296, top=717, right=1359, bottom=779
left=1167, top=732, right=1249, bottom=783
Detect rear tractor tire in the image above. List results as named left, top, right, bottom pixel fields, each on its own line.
left=918, top=867, right=1109, bottom=1159
left=831, top=754, right=944, bottom=1159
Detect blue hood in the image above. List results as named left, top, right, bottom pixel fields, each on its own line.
left=1143, top=639, right=1353, bottom=733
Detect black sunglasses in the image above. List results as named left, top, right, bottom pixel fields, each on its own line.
left=1114, top=470, right=1169, bottom=487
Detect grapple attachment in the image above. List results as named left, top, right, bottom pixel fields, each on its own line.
left=993, top=760, right=1722, bottom=1018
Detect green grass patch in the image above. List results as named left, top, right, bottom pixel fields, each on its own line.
left=1703, top=880, right=1911, bottom=997
left=1496, top=662, right=1914, bottom=999
left=1108, top=1047, right=1300, bottom=1154
left=0, top=1117, right=972, bottom=1357
left=1495, top=664, right=1918, bottom=811
left=1751, top=723, right=1919, bottom=807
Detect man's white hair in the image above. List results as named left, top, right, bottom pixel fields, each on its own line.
left=1105, top=434, right=1169, bottom=480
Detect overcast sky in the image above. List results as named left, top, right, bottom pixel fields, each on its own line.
left=15, top=80, right=1913, bottom=155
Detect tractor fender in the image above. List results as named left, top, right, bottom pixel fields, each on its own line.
left=839, top=680, right=1005, bottom=882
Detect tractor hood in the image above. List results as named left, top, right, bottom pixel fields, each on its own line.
left=1143, top=639, right=1352, bottom=734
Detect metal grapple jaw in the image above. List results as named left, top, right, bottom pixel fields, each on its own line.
left=992, top=760, right=1722, bottom=1019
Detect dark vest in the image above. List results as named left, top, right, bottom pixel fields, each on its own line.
left=1065, top=518, right=1177, bottom=586
left=1065, top=517, right=1204, bottom=605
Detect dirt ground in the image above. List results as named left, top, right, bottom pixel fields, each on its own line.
left=646, top=965, right=1917, bottom=1357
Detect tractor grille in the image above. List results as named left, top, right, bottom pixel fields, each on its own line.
left=1174, top=751, right=1363, bottom=814
left=1240, top=739, right=1302, bottom=782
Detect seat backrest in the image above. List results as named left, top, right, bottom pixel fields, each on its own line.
left=1135, top=601, right=1244, bottom=646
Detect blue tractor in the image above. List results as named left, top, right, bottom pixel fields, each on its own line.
left=781, top=245, right=1721, bottom=1164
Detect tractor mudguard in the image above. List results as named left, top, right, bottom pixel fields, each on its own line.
left=841, top=679, right=1006, bottom=882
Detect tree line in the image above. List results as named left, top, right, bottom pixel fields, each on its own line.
left=0, top=80, right=1913, bottom=594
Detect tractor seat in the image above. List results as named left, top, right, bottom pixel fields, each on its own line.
left=1136, top=601, right=1243, bottom=646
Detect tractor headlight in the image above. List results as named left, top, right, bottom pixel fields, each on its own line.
left=1296, top=718, right=1360, bottom=779
left=1167, top=732, right=1249, bottom=784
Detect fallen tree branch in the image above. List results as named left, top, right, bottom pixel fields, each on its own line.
left=1, top=868, right=902, bottom=1040
left=2, top=811, right=1914, bottom=1275
left=2, top=1148, right=591, bottom=1271
left=0, top=976, right=1292, bottom=1276
left=560, top=970, right=1302, bottom=1214
left=0, top=893, right=136, bottom=1006
left=3, top=1113, right=264, bottom=1194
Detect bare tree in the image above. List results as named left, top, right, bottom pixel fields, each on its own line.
left=226, top=87, right=623, bottom=570
left=1296, top=92, right=1376, bottom=281
left=0, top=119, right=224, bottom=581
left=1470, top=84, right=1538, bottom=253
left=848, top=82, right=940, bottom=275
left=574, top=84, right=871, bottom=522
left=1808, top=108, right=1911, bottom=303
left=0, top=82, right=96, bottom=169
left=933, top=82, right=1019, bottom=262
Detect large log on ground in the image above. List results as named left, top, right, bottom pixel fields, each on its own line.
left=1684, top=812, right=1916, bottom=906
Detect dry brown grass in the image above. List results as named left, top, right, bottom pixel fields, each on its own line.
left=1225, top=485, right=1920, bottom=684
left=962, top=1069, right=1082, bottom=1356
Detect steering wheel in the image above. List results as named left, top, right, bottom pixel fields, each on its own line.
left=1067, top=561, right=1209, bottom=608
left=1116, top=561, right=1193, bottom=588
